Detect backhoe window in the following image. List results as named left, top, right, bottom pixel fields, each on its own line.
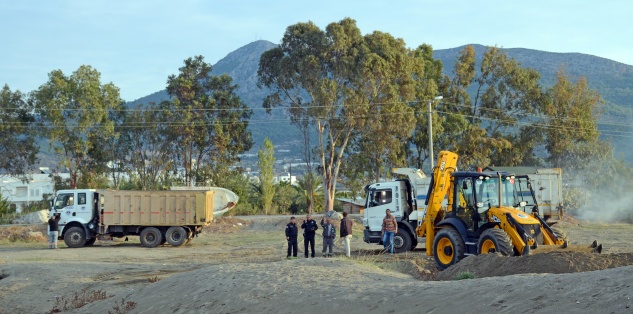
left=476, top=177, right=517, bottom=206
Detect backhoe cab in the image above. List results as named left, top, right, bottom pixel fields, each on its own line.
left=418, top=151, right=601, bottom=270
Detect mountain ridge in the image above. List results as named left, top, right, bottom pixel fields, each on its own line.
left=128, top=39, right=633, bottom=160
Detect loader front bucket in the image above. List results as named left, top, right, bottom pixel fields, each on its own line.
left=528, top=240, right=603, bottom=254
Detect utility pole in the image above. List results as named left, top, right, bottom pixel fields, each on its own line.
left=428, top=96, right=443, bottom=169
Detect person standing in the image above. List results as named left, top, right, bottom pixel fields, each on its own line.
left=48, top=213, right=61, bottom=249
left=285, top=216, right=299, bottom=259
left=340, top=212, right=354, bottom=257
left=382, top=209, right=397, bottom=254
left=320, top=217, right=336, bottom=257
left=301, top=214, right=318, bottom=258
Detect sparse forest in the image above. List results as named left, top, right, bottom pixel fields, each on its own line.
left=1, top=18, right=632, bottom=216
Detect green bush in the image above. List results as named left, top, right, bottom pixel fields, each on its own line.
left=454, top=271, right=476, bottom=280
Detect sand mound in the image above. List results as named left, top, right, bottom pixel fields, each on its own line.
left=203, top=217, right=251, bottom=233
left=438, top=252, right=633, bottom=280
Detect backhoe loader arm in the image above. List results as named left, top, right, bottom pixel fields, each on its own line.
left=416, top=151, right=458, bottom=256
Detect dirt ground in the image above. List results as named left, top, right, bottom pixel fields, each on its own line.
left=1, top=215, right=633, bottom=313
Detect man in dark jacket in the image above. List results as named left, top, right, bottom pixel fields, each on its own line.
left=48, top=213, right=61, bottom=249
left=301, top=214, right=318, bottom=258
left=285, top=216, right=299, bottom=258
left=320, top=217, right=336, bottom=257
left=340, top=212, right=353, bottom=257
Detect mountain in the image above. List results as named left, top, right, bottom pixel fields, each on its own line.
left=129, top=40, right=633, bottom=163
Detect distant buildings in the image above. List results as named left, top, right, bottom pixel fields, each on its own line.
left=0, top=168, right=69, bottom=213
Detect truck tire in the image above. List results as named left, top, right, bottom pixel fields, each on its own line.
left=393, top=229, right=412, bottom=253
left=85, top=237, right=97, bottom=246
left=64, top=226, right=87, bottom=248
left=477, top=228, right=513, bottom=256
left=140, top=227, right=163, bottom=248
left=165, top=226, right=187, bottom=247
left=433, top=228, right=465, bottom=270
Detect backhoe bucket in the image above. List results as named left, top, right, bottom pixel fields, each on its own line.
left=528, top=240, right=603, bottom=254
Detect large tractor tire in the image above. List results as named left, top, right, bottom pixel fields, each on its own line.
left=165, top=226, right=187, bottom=247
left=477, top=228, right=513, bottom=256
left=64, top=226, right=87, bottom=248
left=140, top=227, right=163, bottom=248
left=393, top=229, right=413, bottom=253
left=433, top=228, right=465, bottom=270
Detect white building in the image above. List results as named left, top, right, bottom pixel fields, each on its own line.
left=0, top=170, right=69, bottom=213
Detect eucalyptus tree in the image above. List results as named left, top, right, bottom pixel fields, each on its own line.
left=163, top=56, right=253, bottom=186
left=31, top=66, right=121, bottom=188
left=0, top=84, right=38, bottom=176
left=259, top=18, right=419, bottom=211
left=258, top=138, right=275, bottom=214
left=119, top=104, right=173, bottom=190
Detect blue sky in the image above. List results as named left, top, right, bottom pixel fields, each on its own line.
left=1, top=0, right=631, bottom=101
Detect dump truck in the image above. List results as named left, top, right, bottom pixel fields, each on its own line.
left=362, top=168, right=431, bottom=253
left=49, top=188, right=238, bottom=248
left=486, top=167, right=564, bottom=221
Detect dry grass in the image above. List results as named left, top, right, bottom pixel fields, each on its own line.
left=0, top=226, right=47, bottom=243
left=49, top=289, right=109, bottom=313
left=108, top=298, right=137, bottom=314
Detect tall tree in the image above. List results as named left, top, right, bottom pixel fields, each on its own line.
left=258, top=138, right=275, bottom=214
left=120, top=103, right=173, bottom=190
left=164, top=56, right=253, bottom=186
left=544, top=69, right=604, bottom=169
left=0, top=85, right=38, bottom=176
left=259, top=18, right=418, bottom=211
left=31, top=66, right=121, bottom=188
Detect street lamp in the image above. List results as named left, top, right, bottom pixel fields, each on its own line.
left=428, top=96, right=443, bottom=170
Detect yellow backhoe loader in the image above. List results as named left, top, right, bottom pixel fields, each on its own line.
left=416, top=151, right=601, bottom=269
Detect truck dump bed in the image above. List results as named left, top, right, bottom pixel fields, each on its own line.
left=99, top=190, right=215, bottom=227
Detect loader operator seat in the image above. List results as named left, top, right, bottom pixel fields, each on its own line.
left=455, top=177, right=477, bottom=231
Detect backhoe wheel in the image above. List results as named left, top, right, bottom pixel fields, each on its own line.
left=477, top=228, right=513, bottom=256
left=165, top=226, right=187, bottom=247
left=393, top=229, right=413, bottom=253
left=140, top=227, right=163, bottom=248
left=433, top=228, right=465, bottom=270
left=64, top=226, right=87, bottom=248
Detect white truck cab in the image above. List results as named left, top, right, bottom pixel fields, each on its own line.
left=362, top=168, right=431, bottom=252
left=50, top=189, right=100, bottom=247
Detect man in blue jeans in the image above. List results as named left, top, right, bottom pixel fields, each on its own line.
left=381, top=209, right=397, bottom=254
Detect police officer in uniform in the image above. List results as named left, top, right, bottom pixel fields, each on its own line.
left=285, top=216, right=299, bottom=258
left=301, top=214, right=319, bottom=258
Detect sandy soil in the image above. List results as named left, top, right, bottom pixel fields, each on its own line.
left=1, top=216, right=633, bottom=313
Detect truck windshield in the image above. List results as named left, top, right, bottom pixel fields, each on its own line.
left=475, top=177, right=517, bottom=206
left=54, top=193, right=74, bottom=209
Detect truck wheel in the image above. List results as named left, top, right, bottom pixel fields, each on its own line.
left=477, top=228, right=513, bottom=256
left=433, top=228, right=465, bottom=270
left=393, top=229, right=412, bottom=253
left=85, top=237, right=97, bottom=246
left=140, top=227, right=163, bottom=248
left=165, top=227, right=187, bottom=247
left=64, top=226, right=87, bottom=248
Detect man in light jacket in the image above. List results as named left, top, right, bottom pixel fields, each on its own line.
left=340, top=212, right=353, bottom=257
